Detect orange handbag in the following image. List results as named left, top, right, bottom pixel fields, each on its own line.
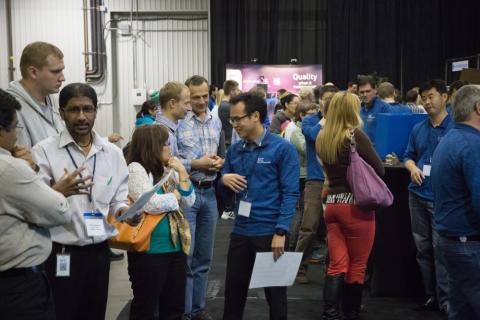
left=107, top=212, right=166, bottom=252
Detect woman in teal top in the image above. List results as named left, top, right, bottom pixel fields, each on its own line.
left=126, top=124, right=195, bottom=320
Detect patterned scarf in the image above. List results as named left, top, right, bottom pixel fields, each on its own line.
left=162, top=173, right=191, bottom=255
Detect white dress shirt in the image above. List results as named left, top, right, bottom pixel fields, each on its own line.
left=32, top=129, right=129, bottom=246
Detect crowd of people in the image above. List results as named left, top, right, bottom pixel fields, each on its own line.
left=0, top=41, right=479, bottom=320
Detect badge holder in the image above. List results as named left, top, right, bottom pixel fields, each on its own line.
left=56, top=246, right=70, bottom=277
left=238, top=192, right=252, bottom=218
left=423, top=157, right=432, bottom=177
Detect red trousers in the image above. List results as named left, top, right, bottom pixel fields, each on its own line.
left=324, top=203, right=375, bottom=284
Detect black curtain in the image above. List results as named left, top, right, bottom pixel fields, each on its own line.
left=210, top=0, right=327, bottom=87
left=326, top=0, right=480, bottom=91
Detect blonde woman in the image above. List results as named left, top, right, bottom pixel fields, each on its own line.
left=316, top=92, right=384, bottom=320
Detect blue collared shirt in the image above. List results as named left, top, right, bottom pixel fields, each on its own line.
left=404, top=114, right=454, bottom=201
left=301, top=112, right=325, bottom=181
left=155, top=115, right=180, bottom=157
left=176, top=110, right=222, bottom=182
left=360, top=96, right=395, bottom=143
left=432, top=123, right=480, bottom=237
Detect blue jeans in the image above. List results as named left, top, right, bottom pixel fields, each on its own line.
left=409, top=193, right=449, bottom=307
left=438, top=237, right=480, bottom=320
left=184, top=186, right=218, bottom=316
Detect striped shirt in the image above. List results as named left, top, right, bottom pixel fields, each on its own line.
left=176, top=110, right=222, bottom=182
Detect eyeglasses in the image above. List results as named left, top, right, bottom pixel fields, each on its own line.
left=229, top=114, right=250, bottom=125
left=1, top=124, right=23, bottom=132
left=63, top=106, right=96, bottom=115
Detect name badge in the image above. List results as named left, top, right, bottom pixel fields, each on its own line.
left=423, top=164, right=431, bottom=177
left=56, top=254, right=70, bottom=277
left=238, top=200, right=252, bottom=218
left=83, top=212, right=106, bottom=237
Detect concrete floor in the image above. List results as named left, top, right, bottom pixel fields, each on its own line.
left=105, top=219, right=444, bottom=320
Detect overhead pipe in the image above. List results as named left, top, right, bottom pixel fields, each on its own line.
left=6, top=0, right=15, bottom=81
left=85, top=0, right=106, bottom=82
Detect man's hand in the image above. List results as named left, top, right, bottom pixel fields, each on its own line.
left=210, top=155, right=224, bottom=172
left=52, top=167, right=93, bottom=197
left=271, top=234, right=286, bottom=262
left=409, top=166, right=425, bottom=186
left=108, top=133, right=124, bottom=143
left=12, top=145, right=36, bottom=170
left=222, top=174, right=247, bottom=193
left=192, top=154, right=215, bottom=170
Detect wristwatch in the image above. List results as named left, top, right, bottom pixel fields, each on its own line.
left=275, top=228, right=286, bottom=236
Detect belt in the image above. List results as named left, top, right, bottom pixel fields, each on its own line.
left=443, top=235, right=480, bottom=242
left=326, top=193, right=355, bottom=205
left=191, top=180, right=215, bottom=189
left=0, top=265, right=44, bottom=278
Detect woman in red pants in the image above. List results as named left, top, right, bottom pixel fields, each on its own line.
left=316, top=92, right=384, bottom=320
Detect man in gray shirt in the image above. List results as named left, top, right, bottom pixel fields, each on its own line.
left=0, top=89, right=89, bottom=319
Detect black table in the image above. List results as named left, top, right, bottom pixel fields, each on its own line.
left=368, top=164, right=424, bottom=297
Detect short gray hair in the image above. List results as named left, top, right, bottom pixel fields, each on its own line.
left=453, top=84, right=480, bottom=122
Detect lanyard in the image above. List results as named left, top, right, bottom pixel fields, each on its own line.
left=65, top=146, right=96, bottom=203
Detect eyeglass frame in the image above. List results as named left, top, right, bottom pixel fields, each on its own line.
left=228, top=114, right=251, bottom=125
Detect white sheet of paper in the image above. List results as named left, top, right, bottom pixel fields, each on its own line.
left=238, top=200, right=252, bottom=218
left=116, top=170, right=173, bottom=222
left=249, top=252, right=303, bottom=289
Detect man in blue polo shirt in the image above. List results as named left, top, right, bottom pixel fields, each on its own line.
left=221, top=93, right=300, bottom=320
left=432, top=85, right=480, bottom=320
left=404, top=79, right=452, bottom=313
left=358, top=76, right=395, bottom=143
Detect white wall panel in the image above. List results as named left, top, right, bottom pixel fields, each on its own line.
left=113, top=15, right=209, bottom=144
left=0, top=0, right=9, bottom=89
left=106, top=0, right=208, bottom=12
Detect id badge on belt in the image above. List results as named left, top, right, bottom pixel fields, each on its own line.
left=83, top=212, right=106, bottom=237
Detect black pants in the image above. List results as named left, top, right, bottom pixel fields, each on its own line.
left=45, top=241, right=110, bottom=320
left=127, top=251, right=187, bottom=320
left=0, top=267, right=55, bottom=320
left=223, top=233, right=288, bottom=320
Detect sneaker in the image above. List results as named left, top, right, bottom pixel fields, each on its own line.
left=308, top=248, right=325, bottom=264
left=221, top=211, right=235, bottom=220
left=192, top=309, right=213, bottom=320
left=295, top=266, right=309, bottom=284
left=109, top=249, right=124, bottom=261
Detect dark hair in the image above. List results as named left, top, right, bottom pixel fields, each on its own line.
left=313, top=85, right=322, bottom=102
left=319, top=85, right=339, bottom=99
left=230, top=93, right=267, bottom=123
left=405, top=88, right=419, bottom=103
left=0, top=89, right=21, bottom=128
left=137, top=100, right=155, bottom=119
left=347, top=81, right=357, bottom=87
left=185, top=75, right=208, bottom=88
left=418, top=79, right=447, bottom=96
left=209, top=84, right=218, bottom=96
left=280, top=93, right=297, bottom=108
left=127, top=125, right=169, bottom=183
left=357, top=75, right=376, bottom=88
left=448, top=80, right=469, bottom=97
left=223, top=80, right=239, bottom=95
left=59, top=83, right=97, bottom=110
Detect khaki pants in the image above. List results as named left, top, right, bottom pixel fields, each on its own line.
left=295, top=179, right=325, bottom=263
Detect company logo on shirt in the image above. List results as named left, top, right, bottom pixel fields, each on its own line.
left=257, top=158, right=271, bottom=164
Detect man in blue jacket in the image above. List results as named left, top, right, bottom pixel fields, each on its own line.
left=221, top=93, right=300, bottom=320
left=358, top=76, right=395, bottom=143
left=403, top=79, right=452, bottom=313
left=432, top=85, right=480, bottom=320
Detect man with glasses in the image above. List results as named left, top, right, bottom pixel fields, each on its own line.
left=177, top=75, right=223, bottom=320
left=31, top=83, right=130, bottom=320
left=221, top=93, right=300, bottom=320
left=0, top=89, right=89, bottom=319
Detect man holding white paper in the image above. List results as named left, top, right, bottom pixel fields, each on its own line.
left=221, top=93, right=300, bottom=320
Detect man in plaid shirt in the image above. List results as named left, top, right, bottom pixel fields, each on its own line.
left=177, top=75, right=223, bottom=320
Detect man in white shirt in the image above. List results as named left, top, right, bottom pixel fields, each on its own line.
left=0, top=89, right=89, bottom=319
left=32, top=83, right=130, bottom=320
